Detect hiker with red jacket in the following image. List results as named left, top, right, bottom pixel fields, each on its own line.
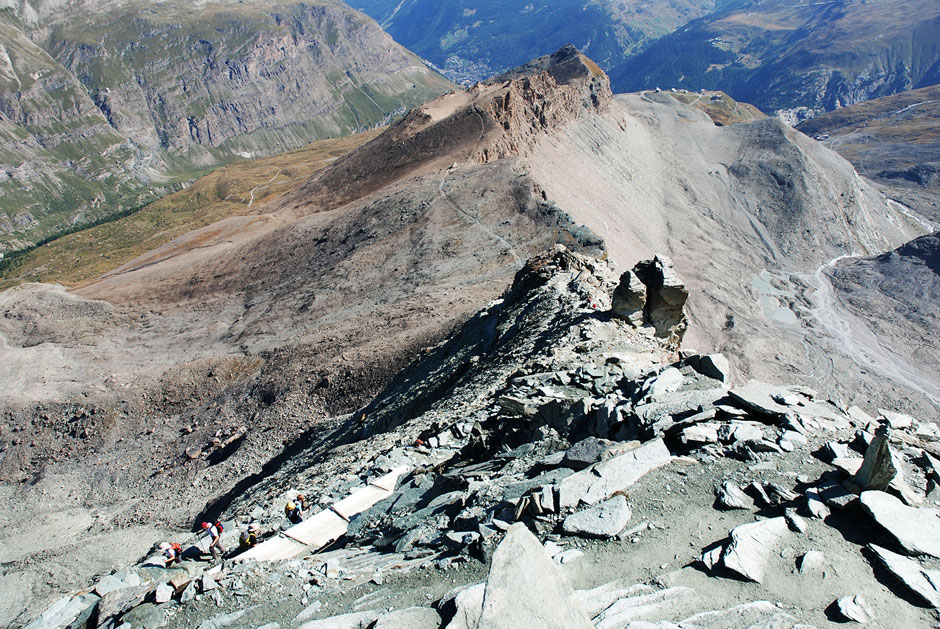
left=201, top=521, right=225, bottom=560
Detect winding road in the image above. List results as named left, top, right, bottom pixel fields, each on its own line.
left=797, top=201, right=939, bottom=407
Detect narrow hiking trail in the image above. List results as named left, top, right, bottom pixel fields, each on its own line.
left=766, top=199, right=937, bottom=404
left=436, top=109, right=523, bottom=265
left=247, top=170, right=284, bottom=208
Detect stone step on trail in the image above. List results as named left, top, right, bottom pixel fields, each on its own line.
left=558, top=438, right=671, bottom=509
left=239, top=467, right=410, bottom=563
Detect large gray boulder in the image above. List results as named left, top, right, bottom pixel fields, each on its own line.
left=715, top=481, right=751, bottom=510
left=440, top=583, right=485, bottom=629
left=697, top=353, right=731, bottom=385
left=96, top=584, right=153, bottom=624
left=298, top=610, right=382, bottom=629
left=714, top=517, right=789, bottom=583
left=833, top=596, right=873, bottom=623
left=610, top=270, right=646, bottom=327
left=852, top=435, right=897, bottom=491
left=859, top=491, right=940, bottom=558
left=559, top=438, right=671, bottom=509
left=23, top=594, right=97, bottom=629
left=121, top=603, right=165, bottom=629
left=154, top=583, right=174, bottom=604
left=373, top=607, right=442, bottom=629
left=562, top=437, right=632, bottom=470
left=868, top=545, right=940, bottom=608
left=477, top=523, right=593, bottom=629
left=562, top=495, right=632, bottom=538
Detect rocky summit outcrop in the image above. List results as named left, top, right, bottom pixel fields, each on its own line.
left=611, top=255, right=689, bottom=344
left=478, top=46, right=611, bottom=162
left=24, top=247, right=940, bottom=628
left=0, top=0, right=453, bottom=250
left=279, top=44, right=610, bottom=216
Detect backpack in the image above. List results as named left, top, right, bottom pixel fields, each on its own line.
left=171, top=543, right=182, bottom=553
left=214, top=520, right=224, bottom=534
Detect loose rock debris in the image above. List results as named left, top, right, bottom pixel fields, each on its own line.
left=24, top=249, right=940, bottom=628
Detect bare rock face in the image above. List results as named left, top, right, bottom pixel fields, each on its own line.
left=711, top=517, right=790, bottom=584
left=852, top=435, right=897, bottom=492
left=611, top=255, right=689, bottom=344
left=859, top=491, right=940, bottom=558
left=610, top=270, right=647, bottom=328
left=477, top=45, right=612, bottom=162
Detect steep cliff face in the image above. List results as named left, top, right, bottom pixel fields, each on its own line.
left=274, top=45, right=610, bottom=217
left=0, top=0, right=453, bottom=251
left=37, top=1, right=450, bottom=159
left=0, top=11, right=154, bottom=249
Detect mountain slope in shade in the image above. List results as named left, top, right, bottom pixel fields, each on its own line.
left=0, top=0, right=453, bottom=251
left=352, top=0, right=723, bottom=84
left=613, top=0, right=940, bottom=119
left=797, top=84, right=940, bottom=223
left=827, top=232, right=940, bottom=407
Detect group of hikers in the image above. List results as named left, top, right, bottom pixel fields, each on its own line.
left=157, top=495, right=310, bottom=566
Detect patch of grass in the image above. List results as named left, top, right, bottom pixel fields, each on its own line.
left=0, top=130, right=381, bottom=290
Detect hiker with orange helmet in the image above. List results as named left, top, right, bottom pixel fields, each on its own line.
left=285, top=499, right=303, bottom=524
left=201, top=521, right=224, bottom=560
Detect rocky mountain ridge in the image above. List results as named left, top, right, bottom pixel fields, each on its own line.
left=0, top=47, right=610, bottom=625
left=1, top=47, right=935, bottom=626
left=796, top=84, right=940, bottom=224
left=0, top=0, right=453, bottom=251
left=21, top=248, right=940, bottom=628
